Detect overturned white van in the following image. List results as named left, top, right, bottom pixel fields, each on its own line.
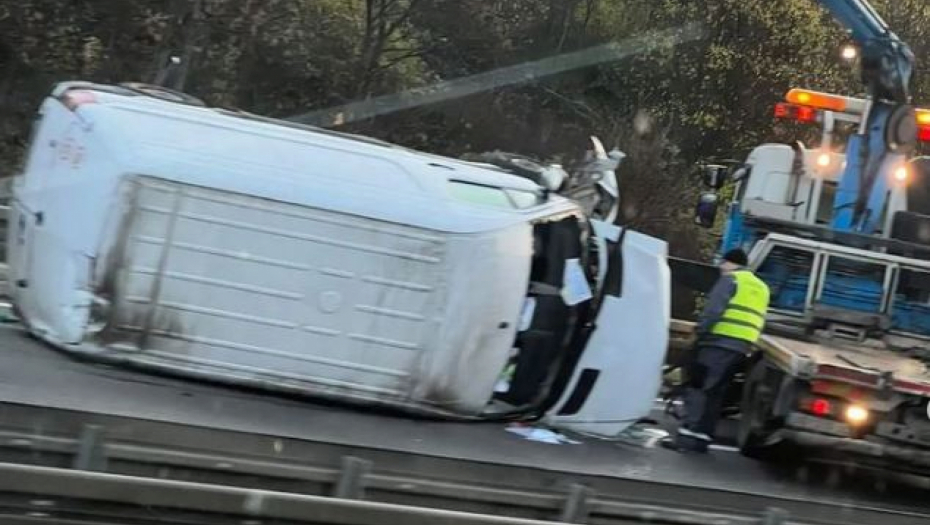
left=6, top=82, right=670, bottom=436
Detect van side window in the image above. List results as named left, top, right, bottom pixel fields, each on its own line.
left=505, top=189, right=543, bottom=209
left=448, top=181, right=514, bottom=209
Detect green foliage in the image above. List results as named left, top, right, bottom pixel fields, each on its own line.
left=0, top=0, right=927, bottom=261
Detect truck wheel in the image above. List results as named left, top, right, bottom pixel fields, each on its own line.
left=738, top=359, right=777, bottom=459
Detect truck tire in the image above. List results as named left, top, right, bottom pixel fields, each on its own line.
left=737, top=359, right=778, bottom=459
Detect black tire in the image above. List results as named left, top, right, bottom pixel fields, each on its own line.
left=737, top=359, right=779, bottom=459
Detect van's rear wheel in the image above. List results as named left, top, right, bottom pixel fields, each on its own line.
left=738, top=359, right=778, bottom=459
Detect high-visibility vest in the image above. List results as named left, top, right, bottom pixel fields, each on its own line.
left=710, top=270, right=770, bottom=343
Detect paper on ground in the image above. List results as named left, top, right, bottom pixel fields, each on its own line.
left=505, top=424, right=581, bottom=445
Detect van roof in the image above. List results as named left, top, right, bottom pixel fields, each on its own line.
left=52, top=82, right=579, bottom=233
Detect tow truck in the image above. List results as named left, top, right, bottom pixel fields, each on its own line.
left=685, top=0, right=930, bottom=474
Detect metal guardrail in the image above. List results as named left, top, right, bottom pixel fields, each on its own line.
left=0, top=427, right=757, bottom=525
left=0, top=462, right=802, bottom=525
left=0, top=403, right=925, bottom=525
left=0, top=462, right=572, bottom=525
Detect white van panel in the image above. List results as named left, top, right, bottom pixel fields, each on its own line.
left=10, top=103, right=121, bottom=344
left=76, top=96, right=580, bottom=236
left=75, top=176, right=532, bottom=414
left=100, top=177, right=447, bottom=400
left=410, top=221, right=531, bottom=409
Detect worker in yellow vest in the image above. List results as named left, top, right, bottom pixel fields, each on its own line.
left=663, top=248, right=770, bottom=453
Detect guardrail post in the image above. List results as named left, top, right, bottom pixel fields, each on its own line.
left=332, top=456, right=371, bottom=500
left=73, top=424, right=107, bottom=471
left=559, top=483, right=592, bottom=523
left=762, top=507, right=789, bottom=525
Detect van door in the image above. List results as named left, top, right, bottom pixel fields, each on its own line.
left=5, top=194, right=33, bottom=310
left=11, top=109, right=97, bottom=343
left=544, top=222, right=670, bottom=436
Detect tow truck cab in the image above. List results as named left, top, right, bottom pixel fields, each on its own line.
left=716, top=144, right=930, bottom=239
left=725, top=143, right=906, bottom=232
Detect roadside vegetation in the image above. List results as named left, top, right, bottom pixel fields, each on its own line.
left=2, top=0, right=928, bottom=263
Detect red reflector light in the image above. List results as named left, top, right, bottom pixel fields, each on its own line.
left=796, top=106, right=818, bottom=123
left=816, top=364, right=881, bottom=387
left=773, top=103, right=820, bottom=124
left=919, top=126, right=930, bottom=142
left=774, top=102, right=791, bottom=119
left=811, top=398, right=832, bottom=416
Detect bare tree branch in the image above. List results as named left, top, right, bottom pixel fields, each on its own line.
left=541, top=86, right=599, bottom=122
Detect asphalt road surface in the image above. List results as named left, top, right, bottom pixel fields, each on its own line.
left=0, top=324, right=927, bottom=516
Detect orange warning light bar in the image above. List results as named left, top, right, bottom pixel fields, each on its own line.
left=786, top=89, right=848, bottom=112
left=783, top=89, right=930, bottom=141
left=785, top=89, right=870, bottom=115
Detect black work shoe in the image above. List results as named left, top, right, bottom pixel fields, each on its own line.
left=660, top=433, right=710, bottom=453
left=675, top=433, right=710, bottom=453
left=659, top=437, right=681, bottom=452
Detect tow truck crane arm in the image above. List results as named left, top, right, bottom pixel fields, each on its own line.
left=818, top=0, right=914, bottom=103
left=815, top=0, right=917, bottom=234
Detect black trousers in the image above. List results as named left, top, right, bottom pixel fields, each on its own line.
left=681, top=344, right=746, bottom=439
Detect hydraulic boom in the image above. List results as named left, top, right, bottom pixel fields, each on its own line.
left=816, top=0, right=917, bottom=233
left=818, top=0, right=914, bottom=103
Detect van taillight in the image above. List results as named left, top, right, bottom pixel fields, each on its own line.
left=61, top=90, right=97, bottom=111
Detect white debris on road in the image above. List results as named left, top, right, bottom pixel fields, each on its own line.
left=505, top=424, right=581, bottom=445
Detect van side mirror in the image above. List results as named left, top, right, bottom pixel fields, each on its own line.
left=700, top=164, right=730, bottom=190
left=694, top=192, right=719, bottom=228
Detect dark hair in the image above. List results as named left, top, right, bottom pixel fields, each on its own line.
left=723, top=249, right=748, bottom=266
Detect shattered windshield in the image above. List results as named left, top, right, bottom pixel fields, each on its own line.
left=2, top=1, right=930, bottom=524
